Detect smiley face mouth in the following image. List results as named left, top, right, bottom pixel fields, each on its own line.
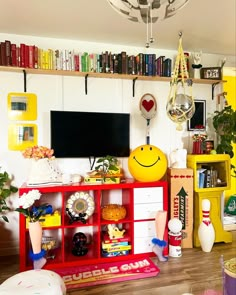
left=133, top=156, right=161, bottom=167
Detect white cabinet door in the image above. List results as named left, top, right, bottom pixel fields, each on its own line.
left=134, top=237, right=154, bottom=254
left=134, top=221, right=156, bottom=254
left=134, top=203, right=163, bottom=220
left=134, top=220, right=155, bottom=238
left=133, top=186, right=164, bottom=254
left=133, top=187, right=163, bottom=204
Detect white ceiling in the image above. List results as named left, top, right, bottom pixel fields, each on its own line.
left=0, top=0, right=235, bottom=59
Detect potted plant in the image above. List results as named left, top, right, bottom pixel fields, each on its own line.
left=0, top=170, right=18, bottom=222
left=94, top=155, right=119, bottom=182
left=212, top=105, right=236, bottom=176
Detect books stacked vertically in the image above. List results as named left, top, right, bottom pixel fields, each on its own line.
left=197, top=165, right=225, bottom=188
left=0, top=38, right=174, bottom=77
left=101, top=233, right=131, bottom=257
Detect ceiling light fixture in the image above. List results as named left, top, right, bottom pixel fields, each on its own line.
left=107, top=0, right=190, bottom=47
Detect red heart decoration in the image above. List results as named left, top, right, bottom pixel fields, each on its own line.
left=142, top=100, right=154, bottom=112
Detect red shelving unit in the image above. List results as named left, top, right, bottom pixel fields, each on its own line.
left=19, top=179, right=168, bottom=271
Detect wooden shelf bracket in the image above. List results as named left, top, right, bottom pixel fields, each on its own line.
left=23, top=69, right=27, bottom=92
left=133, top=77, right=138, bottom=97
left=85, top=73, right=89, bottom=95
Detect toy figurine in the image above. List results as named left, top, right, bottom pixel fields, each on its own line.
left=107, top=224, right=125, bottom=239
left=192, top=51, right=202, bottom=79
left=170, top=148, right=187, bottom=168
left=71, top=232, right=88, bottom=256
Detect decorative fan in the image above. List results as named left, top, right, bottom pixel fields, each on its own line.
left=139, top=93, right=157, bottom=144
left=66, top=192, right=95, bottom=223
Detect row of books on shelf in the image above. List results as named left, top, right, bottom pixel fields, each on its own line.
left=197, top=165, right=225, bottom=188
left=101, top=233, right=131, bottom=257
left=0, top=39, right=172, bottom=77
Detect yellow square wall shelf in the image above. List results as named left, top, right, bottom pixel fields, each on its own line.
left=8, top=92, right=37, bottom=121
left=187, top=154, right=231, bottom=192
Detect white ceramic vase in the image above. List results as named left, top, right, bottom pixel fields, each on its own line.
left=198, top=199, right=215, bottom=252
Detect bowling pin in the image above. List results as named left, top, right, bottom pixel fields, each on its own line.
left=198, top=199, right=215, bottom=252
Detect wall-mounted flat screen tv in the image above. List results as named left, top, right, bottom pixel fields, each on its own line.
left=50, top=110, right=130, bottom=158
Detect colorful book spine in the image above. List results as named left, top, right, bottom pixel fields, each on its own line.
left=102, top=234, right=130, bottom=244
left=11, top=43, right=17, bottom=66
left=5, top=40, right=11, bottom=66
left=102, top=241, right=129, bottom=250
left=163, top=58, right=172, bottom=77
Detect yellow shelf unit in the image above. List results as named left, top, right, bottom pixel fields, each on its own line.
left=187, top=154, right=232, bottom=247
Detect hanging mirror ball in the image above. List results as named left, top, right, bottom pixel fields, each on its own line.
left=166, top=93, right=195, bottom=130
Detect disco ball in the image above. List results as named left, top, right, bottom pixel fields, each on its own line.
left=166, top=93, right=195, bottom=130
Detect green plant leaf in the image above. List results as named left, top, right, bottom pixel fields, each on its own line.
left=1, top=216, right=9, bottom=222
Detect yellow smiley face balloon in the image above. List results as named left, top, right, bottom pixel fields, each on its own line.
left=128, top=144, right=167, bottom=182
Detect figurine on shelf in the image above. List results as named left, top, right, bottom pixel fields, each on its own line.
left=169, top=148, right=187, bottom=168
left=107, top=224, right=126, bottom=239
left=71, top=232, right=88, bottom=256
left=192, top=51, right=202, bottom=79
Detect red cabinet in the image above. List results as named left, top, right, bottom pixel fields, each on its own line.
left=19, top=179, right=168, bottom=271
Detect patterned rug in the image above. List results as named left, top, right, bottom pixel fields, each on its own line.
left=54, top=257, right=160, bottom=290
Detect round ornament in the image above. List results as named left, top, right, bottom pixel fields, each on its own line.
left=128, top=144, right=167, bottom=182
left=66, top=192, right=95, bottom=220
left=139, top=93, right=157, bottom=120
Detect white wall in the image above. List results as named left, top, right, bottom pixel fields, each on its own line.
left=0, top=33, right=229, bottom=255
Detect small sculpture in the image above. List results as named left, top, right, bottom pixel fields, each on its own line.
left=107, top=224, right=125, bottom=239
left=192, top=51, right=202, bottom=79
left=170, top=148, right=187, bottom=168
left=72, top=232, right=88, bottom=256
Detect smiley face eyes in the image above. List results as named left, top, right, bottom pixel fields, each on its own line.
left=141, top=146, right=153, bottom=151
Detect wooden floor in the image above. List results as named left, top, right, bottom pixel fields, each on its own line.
left=1, top=235, right=235, bottom=295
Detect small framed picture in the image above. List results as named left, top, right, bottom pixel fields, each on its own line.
left=8, top=124, right=38, bottom=150
left=200, top=67, right=222, bottom=80
left=188, top=100, right=206, bottom=131
left=7, top=92, right=37, bottom=121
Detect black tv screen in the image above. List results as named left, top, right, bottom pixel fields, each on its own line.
left=50, top=110, right=130, bottom=158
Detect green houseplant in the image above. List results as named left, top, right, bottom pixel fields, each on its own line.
left=94, top=155, right=119, bottom=182
left=212, top=105, right=236, bottom=176
left=0, top=170, right=18, bottom=222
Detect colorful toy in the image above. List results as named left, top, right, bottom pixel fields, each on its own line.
left=72, top=232, right=88, bottom=256
left=107, top=224, right=126, bottom=239
left=152, top=210, right=168, bottom=262
left=168, top=218, right=183, bottom=257
left=128, top=144, right=168, bottom=182
left=102, top=204, right=126, bottom=221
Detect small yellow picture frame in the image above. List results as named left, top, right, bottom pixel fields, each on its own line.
left=7, top=92, right=37, bottom=121
left=8, top=124, right=38, bottom=150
